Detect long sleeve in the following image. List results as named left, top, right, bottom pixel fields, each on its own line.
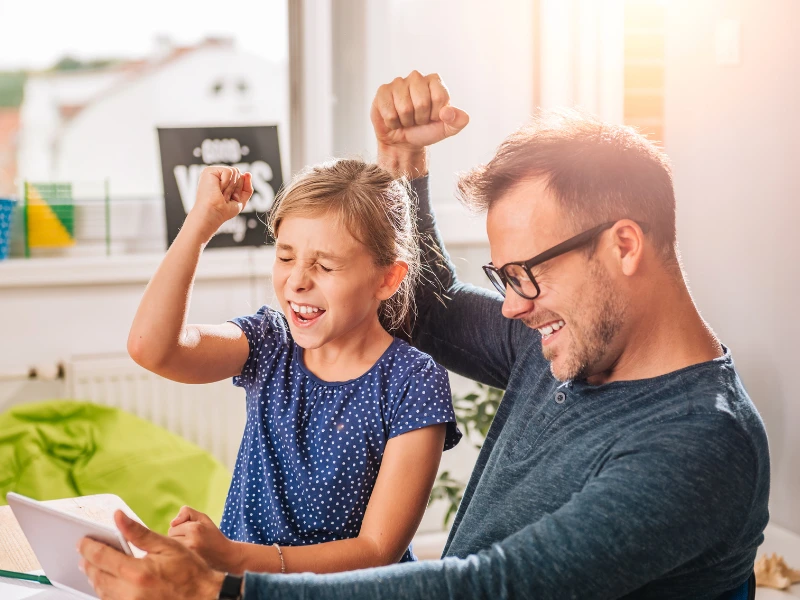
left=408, top=176, right=537, bottom=390
left=242, top=413, right=763, bottom=600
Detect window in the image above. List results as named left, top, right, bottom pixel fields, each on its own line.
left=623, top=0, right=666, bottom=144
left=0, top=0, right=289, bottom=258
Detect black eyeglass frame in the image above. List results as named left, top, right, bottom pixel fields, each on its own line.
left=482, top=220, right=648, bottom=299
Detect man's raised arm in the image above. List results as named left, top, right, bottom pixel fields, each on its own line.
left=371, top=71, right=533, bottom=389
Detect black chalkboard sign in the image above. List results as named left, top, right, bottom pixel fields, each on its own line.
left=157, top=125, right=283, bottom=248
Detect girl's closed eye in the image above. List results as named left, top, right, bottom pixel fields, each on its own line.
left=317, top=262, right=334, bottom=273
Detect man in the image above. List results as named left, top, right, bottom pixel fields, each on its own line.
left=79, top=72, right=769, bottom=599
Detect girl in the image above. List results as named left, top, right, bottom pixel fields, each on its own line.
left=128, top=160, right=460, bottom=575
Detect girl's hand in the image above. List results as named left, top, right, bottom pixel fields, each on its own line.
left=184, top=166, right=254, bottom=243
left=168, top=506, right=242, bottom=573
left=79, top=511, right=226, bottom=600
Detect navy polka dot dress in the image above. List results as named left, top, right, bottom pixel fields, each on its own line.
left=220, top=306, right=461, bottom=562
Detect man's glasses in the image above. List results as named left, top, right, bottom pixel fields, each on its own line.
left=483, top=221, right=645, bottom=300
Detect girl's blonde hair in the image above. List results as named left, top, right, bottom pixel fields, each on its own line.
left=268, top=159, right=419, bottom=337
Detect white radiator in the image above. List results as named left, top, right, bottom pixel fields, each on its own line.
left=67, top=354, right=246, bottom=471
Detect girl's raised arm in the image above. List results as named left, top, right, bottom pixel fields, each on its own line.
left=127, top=167, right=253, bottom=384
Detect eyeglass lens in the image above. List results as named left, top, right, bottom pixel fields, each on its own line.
left=503, top=264, right=538, bottom=298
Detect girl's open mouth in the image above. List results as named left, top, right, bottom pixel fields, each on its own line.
left=289, top=301, right=326, bottom=327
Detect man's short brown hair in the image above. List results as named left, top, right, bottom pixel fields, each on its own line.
left=457, top=109, right=677, bottom=261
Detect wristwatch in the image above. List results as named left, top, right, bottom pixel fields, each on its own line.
left=218, top=573, right=244, bottom=600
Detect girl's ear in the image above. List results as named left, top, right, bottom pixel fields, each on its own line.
left=376, top=261, right=409, bottom=301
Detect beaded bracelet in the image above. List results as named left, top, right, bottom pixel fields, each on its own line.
left=272, top=543, right=286, bottom=574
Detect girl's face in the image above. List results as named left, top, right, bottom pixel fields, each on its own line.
left=273, top=214, right=404, bottom=350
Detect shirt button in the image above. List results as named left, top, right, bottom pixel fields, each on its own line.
left=555, top=391, right=566, bottom=404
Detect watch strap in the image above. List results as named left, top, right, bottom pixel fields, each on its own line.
left=218, top=573, right=243, bottom=600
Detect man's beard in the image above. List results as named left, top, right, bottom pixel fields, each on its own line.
left=543, top=262, right=627, bottom=382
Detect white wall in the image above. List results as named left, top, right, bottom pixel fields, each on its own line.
left=664, top=0, right=800, bottom=533
left=0, top=249, right=275, bottom=389
left=538, top=0, right=624, bottom=121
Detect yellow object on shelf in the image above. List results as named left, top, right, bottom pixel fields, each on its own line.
left=25, top=183, right=75, bottom=248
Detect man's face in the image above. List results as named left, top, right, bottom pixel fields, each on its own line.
left=486, top=178, right=628, bottom=381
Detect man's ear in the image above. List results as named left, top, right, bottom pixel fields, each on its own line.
left=610, top=220, right=646, bottom=276
left=376, top=261, right=409, bottom=301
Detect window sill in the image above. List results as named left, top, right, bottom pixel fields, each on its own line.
left=0, top=206, right=488, bottom=290
left=0, top=247, right=277, bottom=289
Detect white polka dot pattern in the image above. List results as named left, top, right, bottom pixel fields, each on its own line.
left=219, top=306, right=461, bottom=562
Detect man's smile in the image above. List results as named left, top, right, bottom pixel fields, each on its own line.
left=537, top=319, right=566, bottom=344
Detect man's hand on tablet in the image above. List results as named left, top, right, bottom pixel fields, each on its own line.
left=78, top=510, right=227, bottom=600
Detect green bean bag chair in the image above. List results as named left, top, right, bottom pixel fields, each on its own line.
left=0, top=400, right=231, bottom=534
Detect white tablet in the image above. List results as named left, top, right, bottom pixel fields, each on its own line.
left=6, top=492, right=134, bottom=600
